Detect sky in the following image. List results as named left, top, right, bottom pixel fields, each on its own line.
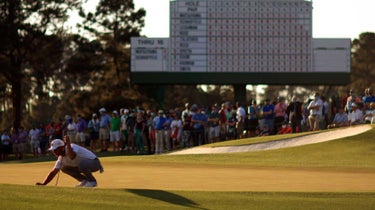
left=81, top=0, right=374, bottom=95
left=131, top=0, right=375, bottom=40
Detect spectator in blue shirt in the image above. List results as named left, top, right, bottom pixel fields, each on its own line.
left=262, top=99, right=275, bottom=134
left=153, top=110, right=167, bottom=154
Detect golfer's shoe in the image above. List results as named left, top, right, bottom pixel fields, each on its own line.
left=85, top=181, right=97, bottom=188
left=76, top=180, right=87, bottom=187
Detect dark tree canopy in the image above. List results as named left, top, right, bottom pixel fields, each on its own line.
left=0, top=0, right=83, bottom=129
left=79, top=0, right=145, bottom=75
left=351, top=32, right=375, bottom=90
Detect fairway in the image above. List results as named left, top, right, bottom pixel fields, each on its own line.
left=0, top=160, right=374, bottom=192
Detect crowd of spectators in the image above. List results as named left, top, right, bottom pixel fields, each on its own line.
left=1, top=87, right=374, bottom=160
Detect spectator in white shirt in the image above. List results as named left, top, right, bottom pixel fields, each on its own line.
left=307, top=92, right=323, bottom=131
left=348, top=103, right=363, bottom=126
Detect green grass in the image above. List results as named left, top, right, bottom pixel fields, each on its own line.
left=0, top=184, right=374, bottom=210
left=0, top=125, right=375, bottom=209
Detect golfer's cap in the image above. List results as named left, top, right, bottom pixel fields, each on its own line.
left=113, top=110, right=118, bottom=115
left=352, top=103, right=358, bottom=107
left=99, top=107, right=106, bottom=113
left=158, top=109, right=164, bottom=114
left=124, top=109, right=129, bottom=113
left=48, top=139, right=65, bottom=151
left=92, top=113, right=97, bottom=117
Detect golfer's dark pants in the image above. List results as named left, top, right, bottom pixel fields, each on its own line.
left=61, top=158, right=102, bottom=182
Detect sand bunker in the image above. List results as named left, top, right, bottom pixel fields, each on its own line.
left=170, top=124, right=372, bottom=155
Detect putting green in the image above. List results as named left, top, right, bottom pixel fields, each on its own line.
left=1, top=160, right=374, bottom=192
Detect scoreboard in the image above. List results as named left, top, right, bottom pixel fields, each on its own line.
left=171, top=0, right=312, bottom=73
left=131, top=38, right=169, bottom=72
left=130, top=0, right=351, bottom=85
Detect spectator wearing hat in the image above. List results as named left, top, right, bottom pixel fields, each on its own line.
left=207, top=104, right=220, bottom=143
left=36, top=136, right=104, bottom=188
left=65, top=115, right=77, bottom=145
left=153, top=110, right=167, bottom=154
left=226, top=111, right=237, bottom=140
left=307, top=92, right=323, bottom=131
left=345, top=89, right=362, bottom=113
left=191, top=106, right=207, bottom=146
left=99, top=108, right=111, bottom=152
left=362, top=102, right=375, bottom=124
left=348, top=103, right=363, bottom=126
left=88, top=113, right=100, bottom=152
left=110, top=110, right=121, bottom=152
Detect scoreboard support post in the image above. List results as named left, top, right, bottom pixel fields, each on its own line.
left=233, top=84, right=247, bottom=105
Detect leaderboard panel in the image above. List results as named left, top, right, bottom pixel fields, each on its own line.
left=312, top=38, right=351, bottom=72
left=170, top=0, right=313, bottom=73
left=131, top=38, right=169, bottom=72
left=170, top=0, right=208, bottom=72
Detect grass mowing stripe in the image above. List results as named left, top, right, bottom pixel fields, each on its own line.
left=0, top=184, right=374, bottom=210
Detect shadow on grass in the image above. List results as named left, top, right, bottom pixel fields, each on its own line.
left=127, top=189, right=207, bottom=209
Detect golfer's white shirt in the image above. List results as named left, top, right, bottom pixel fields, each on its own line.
left=54, top=144, right=97, bottom=169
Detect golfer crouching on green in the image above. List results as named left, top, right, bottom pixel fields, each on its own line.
left=36, top=135, right=104, bottom=187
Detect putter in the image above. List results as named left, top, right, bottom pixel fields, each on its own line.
left=55, top=169, right=61, bottom=186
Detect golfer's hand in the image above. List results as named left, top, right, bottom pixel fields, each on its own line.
left=64, top=135, right=71, bottom=145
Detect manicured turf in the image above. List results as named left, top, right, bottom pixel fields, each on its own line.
left=0, top=184, right=374, bottom=210
left=0, top=125, right=374, bottom=209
